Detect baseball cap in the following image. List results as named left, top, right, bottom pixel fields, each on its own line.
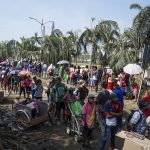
left=110, top=93, right=118, bottom=101
left=88, top=94, right=95, bottom=98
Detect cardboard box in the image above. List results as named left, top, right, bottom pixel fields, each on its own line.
left=116, top=131, right=150, bottom=150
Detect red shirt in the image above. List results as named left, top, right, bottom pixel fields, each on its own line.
left=25, top=79, right=32, bottom=87
left=107, top=82, right=114, bottom=90
left=143, top=97, right=150, bottom=117
left=143, top=96, right=150, bottom=103
left=134, top=84, right=139, bottom=92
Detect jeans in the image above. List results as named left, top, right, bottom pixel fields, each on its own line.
left=100, top=125, right=118, bottom=150
left=31, top=89, right=35, bottom=99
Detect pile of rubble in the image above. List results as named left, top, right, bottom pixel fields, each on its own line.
left=0, top=129, right=55, bottom=150
left=0, top=107, right=55, bottom=150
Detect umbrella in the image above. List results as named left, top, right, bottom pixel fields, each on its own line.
left=57, top=60, right=70, bottom=65
left=123, top=64, right=142, bottom=75
left=18, top=70, right=32, bottom=76
left=10, top=70, right=21, bottom=75
left=0, top=61, right=8, bottom=65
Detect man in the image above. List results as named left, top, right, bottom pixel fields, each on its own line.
left=96, top=81, right=110, bottom=129
left=52, top=76, right=67, bottom=124
left=113, top=83, right=126, bottom=106
left=113, top=83, right=126, bottom=129
left=92, top=66, right=98, bottom=92
left=100, top=93, right=123, bottom=150
left=77, top=81, right=89, bottom=105
left=83, top=65, right=89, bottom=82
left=42, top=63, right=48, bottom=79
left=128, top=100, right=148, bottom=135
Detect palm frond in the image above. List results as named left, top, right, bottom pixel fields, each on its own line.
left=130, top=4, right=142, bottom=10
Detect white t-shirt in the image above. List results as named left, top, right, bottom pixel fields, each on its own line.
left=106, top=117, right=117, bottom=126
left=92, top=70, right=98, bottom=80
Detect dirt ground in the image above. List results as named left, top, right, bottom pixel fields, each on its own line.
left=0, top=78, right=138, bottom=150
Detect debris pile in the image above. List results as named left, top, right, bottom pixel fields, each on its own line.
left=0, top=107, right=55, bottom=150
left=0, top=130, right=55, bottom=150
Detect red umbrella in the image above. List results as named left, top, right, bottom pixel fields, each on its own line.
left=18, top=70, right=32, bottom=76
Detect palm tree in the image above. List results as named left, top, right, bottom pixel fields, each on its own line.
left=79, top=19, right=120, bottom=67
left=66, top=31, right=81, bottom=65
left=123, top=28, right=141, bottom=63
left=109, top=34, right=135, bottom=73
left=96, top=20, right=120, bottom=67
left=31, top=32, right=42, bottom=47
left=43, top=28, right=64, bottom=64
left=0, top=41, right=7, bottom=60
left=79, top=18, right=98, bottom=65
left=130, top=3, right=150, bottom=45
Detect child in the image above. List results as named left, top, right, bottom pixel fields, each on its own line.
left=34, top=79, right=43, bottom=100
left=64, top=87, right=76, bottom=125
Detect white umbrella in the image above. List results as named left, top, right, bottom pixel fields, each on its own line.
left=57, top=60, right=70, bottom=65
left=123, top=64, right=142, bottom=75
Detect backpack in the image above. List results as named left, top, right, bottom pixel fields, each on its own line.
left=126, top=110, right=142, bottom=132
left=55, top=84, right=66, bottom=98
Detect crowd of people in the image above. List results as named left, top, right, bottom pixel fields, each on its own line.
left=0, top=59, right=150, bottom=150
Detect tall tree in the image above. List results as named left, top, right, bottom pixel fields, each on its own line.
left=130, top=3, right=150, bottom=45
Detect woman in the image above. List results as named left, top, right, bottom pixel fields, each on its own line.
left=34, top=79, right=43, bottom=100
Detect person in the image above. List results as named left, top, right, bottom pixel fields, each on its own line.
left=103, top=69, right=110, bottom=82
left=83, top=65, right=89, bottom=82
left=46, top=77, right=56, bottom=101
left=46, top=77, right=56, bottom=120
left=107, top=77, right=114, bottom=93
left=25, top=75, right=32, bottom=98
left=63, top=87, right=76, bottom=125
left=59, top=65, right=64, bottom=78
left=4, top=73, right=11, bottom=93
left=19, top=77, right=26, bottom=98
left=92, top=66, right=98, bottom=92
left=34, top=79, right=43, bottom=100
left=52, top=76, right=67, bottom=125
left=70, top=71, right=75, bottom=85
left=133, top=82, right=139, bottom=101
left=77, top=81, right=89, bottom=105
left=113, top=83, right=126, bottom=107
left=97, top=67, right=103, bottom=84
left=31, top=76, right=37, bottom=99
left=142, top=90, right=150, bottom=117
left=12, top=74, right=20, bottom=94
left=96, top=81, right=110, bottom=131
left=128, top=100, right=148, bottom=135
left=100, top=93, right=123, bottom=150
left=24, top=98, right=40, bottom=118
left=82, top=94, right=96, bottom=148
left=42, top=63, right=48, bottom=79
left=143, top=90, right=150, bottom=103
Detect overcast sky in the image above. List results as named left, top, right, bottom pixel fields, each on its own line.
left=0, top=0, right=149, bottom=41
